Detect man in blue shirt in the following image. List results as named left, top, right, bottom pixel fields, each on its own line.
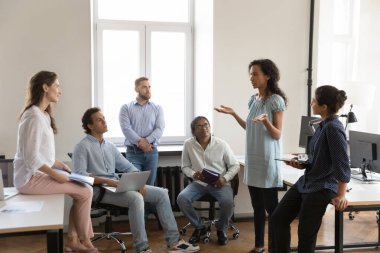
left=72, top=107, right=199, bottom=253
left=119, top=77, right=164, bottom=186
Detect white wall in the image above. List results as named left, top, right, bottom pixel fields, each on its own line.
left=1, top=0, right=313, bottom=217
left=0, top=0, right=92, bottom=160
left=212, top=0, right=312, bottom=216
left=0, top=0, right=313, bottom=159
left=213, top=0, right=312, bottom=156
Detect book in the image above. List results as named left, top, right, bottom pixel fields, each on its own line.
left=54, top=169, right=94, bottom=186
left=201, top=168, right=220, bottom=184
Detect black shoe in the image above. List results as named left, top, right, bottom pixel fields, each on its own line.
left=189, top=227, right=207, bottom=244
left=217, top=230, right=228, bottom=245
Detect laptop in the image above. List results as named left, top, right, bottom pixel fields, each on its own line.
left=103, top=171, right=151, bottom=193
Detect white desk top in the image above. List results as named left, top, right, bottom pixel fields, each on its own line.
left=237, top=156, right=380, bottom=206
left=282, top=165, right=380, bottom=205
left=0, top=192, right=65, bottom=233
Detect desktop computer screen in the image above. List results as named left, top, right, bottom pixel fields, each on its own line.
left=299, top=116, right=320, bottom=151
left=349, top=130, right=380, bottom=180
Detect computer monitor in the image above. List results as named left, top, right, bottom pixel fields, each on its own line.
left=349, top=130, right=380, bottom=180
left=299, top=116, right=320, bottom=151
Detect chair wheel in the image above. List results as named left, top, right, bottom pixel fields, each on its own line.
left=180, top=229, right=186, bottom=235
left=203, top=237, right=210, bottom=244
left=348, top=213, right=354, bottom=220
left=233, top=232, right=240, bottom=239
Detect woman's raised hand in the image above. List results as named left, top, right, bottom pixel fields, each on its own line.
left=214, top=105, right=235, bottom=115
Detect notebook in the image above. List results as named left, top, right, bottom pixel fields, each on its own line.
left=54, top=169, right=94, bottom=186
left=104, top=171, right=151, bottom=193
left=2, top=187, right=19, bottom=200
left=201, top=168, right=220, bottom=184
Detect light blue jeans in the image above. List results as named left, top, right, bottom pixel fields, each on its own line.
left=177, top=182, right=234, bottom=232
left=95, top=185, right=179, bottom=252
left=126, top=146, right=158, bottom=186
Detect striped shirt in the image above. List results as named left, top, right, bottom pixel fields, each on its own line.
left=119, top=100, right=165, bottom=147
left=295, top=116, right=351, bottom=194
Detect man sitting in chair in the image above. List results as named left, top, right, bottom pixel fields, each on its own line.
left=177, top=116, right=240, bottom=245
left=72, top=107, right=200, bottom=253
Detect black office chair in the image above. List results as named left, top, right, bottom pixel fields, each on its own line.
left=91, top=186, right=131, bottom=252
left=67, top=153, right=132, bottom=252
left=180, top=174, right=240, bottom=243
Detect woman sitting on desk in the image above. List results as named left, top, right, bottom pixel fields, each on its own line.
left=270, top=85, right=351, bottom=253
left=13, top=71, right=97, bottom=253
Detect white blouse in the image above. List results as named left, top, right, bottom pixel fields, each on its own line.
left=13, top=105, right=55, bottom=188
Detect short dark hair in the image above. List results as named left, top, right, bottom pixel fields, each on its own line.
left=135, top=77, right=149, bottom=87
left=81, top=107, right=101, bottom=134
left=315, top=85, right=347, bottom=115
left=190, top=116, right=210, bottom=135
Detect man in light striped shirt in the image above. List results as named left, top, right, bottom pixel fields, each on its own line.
left=119, top=77, right=165, bottom=186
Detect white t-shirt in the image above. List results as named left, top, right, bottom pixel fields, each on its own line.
left=13, top=105, right=55, bottom=188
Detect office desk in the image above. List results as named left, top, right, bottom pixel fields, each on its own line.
left=237, top=157, right=380, bottom=252
left=282, top=165, right=380, bottom=252
left=0, top=192, right=65, bottom=253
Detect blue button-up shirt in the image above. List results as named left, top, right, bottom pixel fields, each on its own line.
left=72, top=135, right=138, bottom=179
left=295, top=116, right=351, bottom=194
left=119, top=100, right=165, bottom=147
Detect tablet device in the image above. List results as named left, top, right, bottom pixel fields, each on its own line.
left=275, top=157, right=307, bottom=164
left=104, top=171, right=151, bottom=193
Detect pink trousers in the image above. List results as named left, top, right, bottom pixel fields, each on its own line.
left=19, top=172, right=94, bottom=240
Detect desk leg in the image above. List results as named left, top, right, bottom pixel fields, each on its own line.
left=59, top=229, right=63, bottom=253
left=47, top=229, right=63, bottom=253
left=334, top=210, right=343, bottom=253
left=378, top=211, right=380, bottom=245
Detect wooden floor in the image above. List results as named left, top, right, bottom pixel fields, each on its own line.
left=0, top=209, right=379, bottom=253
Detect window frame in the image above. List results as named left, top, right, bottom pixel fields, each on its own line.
left=93, top=0, right=194, bottom=146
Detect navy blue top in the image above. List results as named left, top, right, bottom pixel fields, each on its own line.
left=294, top=116, right=351, bottom=194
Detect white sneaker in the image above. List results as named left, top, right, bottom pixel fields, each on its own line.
left=168, top=239, right=200, bottom=253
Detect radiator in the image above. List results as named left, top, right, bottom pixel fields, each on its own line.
left=156, top=166, right=183, bottom=212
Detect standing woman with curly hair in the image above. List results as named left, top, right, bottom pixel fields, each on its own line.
left=215, top=59, right=287, bottom=253
left=14, top=71, right=98, bottom=253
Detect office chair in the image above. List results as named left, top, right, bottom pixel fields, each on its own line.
left=91, top=186, right=131, bottom=252
left=67, top=153, right=132, bottom=252
left=180, top=174, right=240, bottom=243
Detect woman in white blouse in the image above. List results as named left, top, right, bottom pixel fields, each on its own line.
left=14, top=71, right=97, bottom=253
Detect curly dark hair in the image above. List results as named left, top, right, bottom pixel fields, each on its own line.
left=249, top=59, right=288, bottom=106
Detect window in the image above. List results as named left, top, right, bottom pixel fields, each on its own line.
left=317, top=0, right=380, bottom=134
left=94, top=0, right=193, bottom=145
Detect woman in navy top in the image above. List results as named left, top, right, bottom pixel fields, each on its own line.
left=271, top=85, right=351, bottom=253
